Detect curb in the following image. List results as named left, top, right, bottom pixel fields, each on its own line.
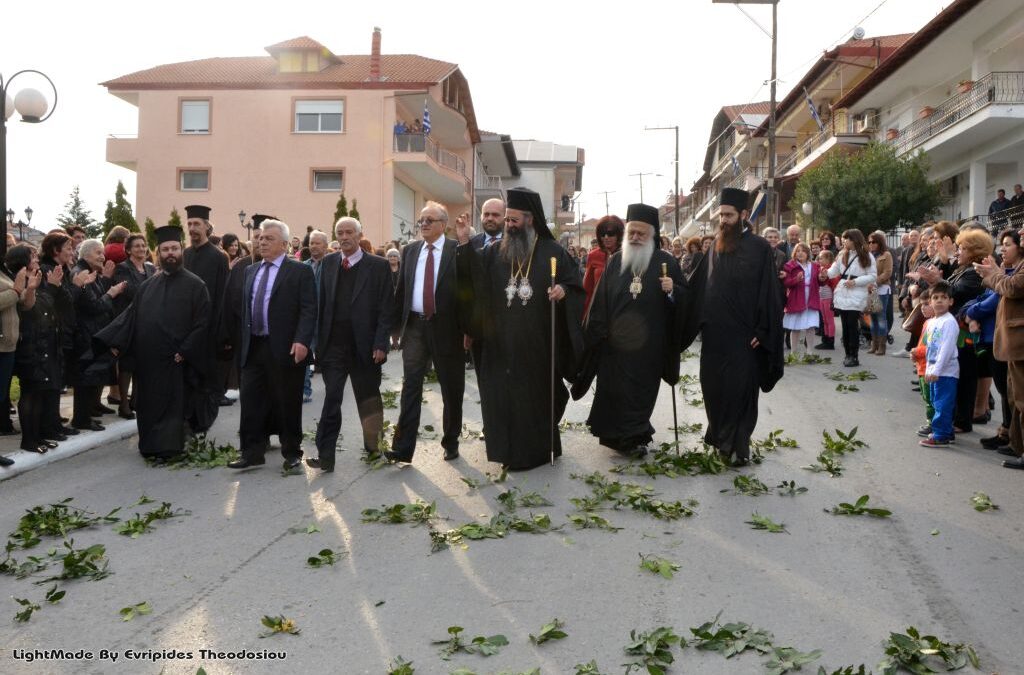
left=0, top=420, right=138, bottom=483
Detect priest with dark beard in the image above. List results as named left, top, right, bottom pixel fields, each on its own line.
left=581, top=203, right=686, bottom=457
left=455, top=187, right=584, bottom=470
left=681, top=188, right=784, bottom=466
left=96, top=226, right=211, bottom=461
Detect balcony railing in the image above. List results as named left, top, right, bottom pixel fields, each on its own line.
left=726, top=166, right=767, bottom=191
left=476, top=173, right=504, bottom=193
left=886, top=71, right=1024, bottom=155
left=776, top=125, right=833, bottom=176
left=394, top=133, right=467, bottom=177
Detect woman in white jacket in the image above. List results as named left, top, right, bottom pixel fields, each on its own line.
left=828, top=229, right=877, bottom=367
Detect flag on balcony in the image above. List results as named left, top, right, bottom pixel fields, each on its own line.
left=423, top=100, right=432, bottom=135
left=731, top=155, right=741, bottom=176
left=804, top=87, right=825, bottom=132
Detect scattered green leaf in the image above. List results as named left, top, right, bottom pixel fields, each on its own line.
left=307, top=548, right=342, bottom=568
left=776, top=480, right=808, bottom=497
left=828, top=495, right=892, bottom=518
left=529, top=618, right=568, bottom=645
left=878, top=626, right=978, bottom=674
left=361, top=501, right=437, bottom=526
left=119, top=601, right=153, bottom=622
left=746, top=513, right=787, bottom=534
left=764, top=647, right=823, bottom=674
left=639, top=553, right=680, bottom=579
left=259, top=614, right=300, bottom=637
left=970, top=492, right=998, bottom=512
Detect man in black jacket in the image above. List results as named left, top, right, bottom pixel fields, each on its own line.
left=387, top=202, right=466, bottom=463
left=228, top=219, right=316, bottom=470
left=305, top=217, right=393, bottom=473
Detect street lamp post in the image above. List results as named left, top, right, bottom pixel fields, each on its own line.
left=645, top=125, right=680, bottom=236
left=238, top=209, right=250, bottom=241
left=2, top=70, right=58, bottom=258
left=628, top=172, right=663, bottom=203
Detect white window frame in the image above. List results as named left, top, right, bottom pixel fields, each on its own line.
left=179, top=169, right=210, bottom=192
left=294, top=99, right=344, bottom=134
left=312, top=170, right=344, bottom=192
left=180, top=99, right=210, bottom=134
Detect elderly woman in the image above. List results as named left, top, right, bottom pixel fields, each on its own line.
left=917, top=225, right=990, bottom=433
left=680, top=236, right=704, bottom=278
left=70, top=239, right=127, bottom=431
left=110, top=233, right=155, bottom=418
left=386, top=248, right=402, bottom=350
left=583, top=215, right=624, bottom=313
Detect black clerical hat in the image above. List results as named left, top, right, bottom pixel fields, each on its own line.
left=184, top=204, right=211, bottom=220
left=154, top=226, right=183, bottom=245
left=507, top=187, right=553, bottom=240
left=719, top=188, right=750, bottom=212
left=626, top=203, right=660, bottom=234
left=251, top=214, right=276, bottom=228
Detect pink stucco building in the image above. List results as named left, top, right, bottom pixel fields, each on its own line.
left=102, top=30, right=479, bottom=246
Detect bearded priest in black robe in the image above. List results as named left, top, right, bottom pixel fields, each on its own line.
left=681, top=188, right=784, bottom=466
left=183, top=204, right=229, bottom=427
left=455, top=187, right=584, bottom=470
left=583, top=203, right=686, bottom=457
left=96, top=226, right=211, bottom=461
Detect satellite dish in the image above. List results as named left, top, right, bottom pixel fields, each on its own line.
left=852, top=26, right=866, bottom=40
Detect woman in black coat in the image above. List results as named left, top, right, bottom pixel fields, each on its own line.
left=8, top=244, right=60, bottom=453
left=70, top=239, right=127, bottom=430
left=111, top=233, right=155, bottom=418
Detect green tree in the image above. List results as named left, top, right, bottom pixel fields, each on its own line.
left=57, top=185, right=100, bottom=237
left=144, top=217, right=157, bottom=249
left=790, top=142, right=944, bottom=234
left=101, top=180, right=139, bottom=237
left=332, top=193, right=348, bottom=240
left=168, top=208, right=182, bottom=228
left=349, top=198, right=360, bottom=222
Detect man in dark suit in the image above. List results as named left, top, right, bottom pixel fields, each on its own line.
left=305, top=217, right=393, bottom=473
left=467, top=198, right=505, bottom=378
left=228, top=220, right=316, bottom=470
left=387, top=202, right=466, bottom=463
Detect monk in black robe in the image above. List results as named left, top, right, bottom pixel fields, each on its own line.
left=96, top=226, right=210, bottom=460
left=455, top=187, right=584, bottom=470
left=682, top=188, right=784, bottom=465
left=182, top=204, right=229, bottom=424
left=583, top=203, right=686, bottom=456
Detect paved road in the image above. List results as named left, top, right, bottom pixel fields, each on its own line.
left=0, top=335, right=1021, bottom=675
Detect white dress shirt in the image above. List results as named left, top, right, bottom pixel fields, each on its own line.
left=411, top=235, right=444, bottom=313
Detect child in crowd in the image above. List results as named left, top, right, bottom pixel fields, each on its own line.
left=814, top=250, right=838, bottom=350
left=920, top=282, right=960, bottom=447
left=782, top=243, right=820, bottom=357
left=912, top=288, right=936, bottom=437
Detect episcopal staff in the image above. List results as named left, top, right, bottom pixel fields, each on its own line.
left=578, top=203, right=686, bottom=457
left=228, top=220, right=316, bottom=471
left=95, top=226, right=211, bottom=462
left=183, top=204, right=230, bottom=424
left=455, top=187, right=585, bottom=471
left=385, top=202, right=466, bottom=463
left=305, top=217, right=393, bottom=473
left=682, top=188, right=784, bottom=466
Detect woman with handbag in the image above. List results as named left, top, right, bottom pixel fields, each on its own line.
left=828, top=229, right=877, bottom=367
left=866, top=232, right=894, bottom=355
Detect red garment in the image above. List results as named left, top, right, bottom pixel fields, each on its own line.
left=583, top=248, right=608, bottom=313
left=103, top=243, right=127, bottom=265
left=782, top=259, right=821, bottom=313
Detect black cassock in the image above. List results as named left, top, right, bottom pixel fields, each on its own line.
left=457, top=238, right=584, bottom=470
left=584, top=249, right=686, bottom=449
left=95, top=270, right=210, bottom=459
left=681, top=228, right=784, bottom=459
left=183, top=241, right=229, bottom=429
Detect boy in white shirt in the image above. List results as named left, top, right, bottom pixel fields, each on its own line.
left=920, top=281, right=960, bottom=447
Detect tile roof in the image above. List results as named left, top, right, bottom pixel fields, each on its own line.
left=264, top=36, right=328, bottom=52
left=102, top=54, right=458, bottom=90
left=721, top=101, right=772, bottom=121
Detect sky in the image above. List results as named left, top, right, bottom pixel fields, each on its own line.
left=2, top=0, right=951, bottom=231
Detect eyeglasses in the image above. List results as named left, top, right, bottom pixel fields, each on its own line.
left=417, top=217, right=446, bottom=226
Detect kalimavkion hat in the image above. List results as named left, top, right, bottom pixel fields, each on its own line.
left=154, top=226, right=184, bottom=245
left=251, top=214, right=276, bottom=228
left=184, top=205, right=211, bottom=220
left=719, top=188, right=750, bottom=213
left=506, top=187, right=553, bottom=240
left=625, top=203, right=660, bottom=235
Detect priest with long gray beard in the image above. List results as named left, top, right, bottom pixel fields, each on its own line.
left=579, top=203, right=687, bottom=457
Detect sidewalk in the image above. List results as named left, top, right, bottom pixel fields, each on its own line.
left=0, top=390, right=139, bottom=482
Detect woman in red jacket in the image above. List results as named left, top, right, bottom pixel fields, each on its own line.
left=782, top=242, right=821, bottom=357
left=583, top=215, right=624, bottom=314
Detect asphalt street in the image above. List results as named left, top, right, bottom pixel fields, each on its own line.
left=0, top=331, right=1021, bottom=675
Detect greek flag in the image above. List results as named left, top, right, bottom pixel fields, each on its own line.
left=731, top=154, right=741, bottom=176
left=804, top=87, right=825, bottom=132
left=423, top=100, right=432, bottom=135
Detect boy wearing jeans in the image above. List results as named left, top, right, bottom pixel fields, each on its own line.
left=920, top=282, right=960, bottom=447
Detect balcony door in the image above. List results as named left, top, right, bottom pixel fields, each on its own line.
left=393, top=179, right=416, bottom=242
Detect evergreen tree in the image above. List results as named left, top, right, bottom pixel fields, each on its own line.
left=57, top=185, right=100, bottom=238
left=168, top=208, right=182, bottom=228
left=101, top=180, right=139, bottom=237
left=349, top=199, right=360, bottom=222
left=144, top=217, right=157, bottom=250
left=333, top=193, right=348, bottom=240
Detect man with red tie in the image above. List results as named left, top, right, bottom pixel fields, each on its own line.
left=305, top=217, right=394, bottom=473
left=386, top=202, right=467, bottom=463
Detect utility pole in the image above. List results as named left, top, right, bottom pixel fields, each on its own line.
left=768, top=0, right=779, bottom=231
left=645, top=125, right=680, bottom=235
left=628, top=172, right=663, bottom=203
left=594, top=191, right=615, bottom=216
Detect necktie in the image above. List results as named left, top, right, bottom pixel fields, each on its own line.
left=342, top=257, right=351, bottom=270
left=252, top=261, right=271, bottom=335
left=423, top=243, right=435, bottom=319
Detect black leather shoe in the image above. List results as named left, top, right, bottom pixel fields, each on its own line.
left=1002, top=457, right=1024, bottom=470
left=94, top=404, right=116, bottom=415
left=282, top=457, right=302, bottom=471
left=305, top=457, right=334, bottom=472
left=40, top=440, right=59, bottom=449
left=118, top=410, right=136, bottom=420
left=44, top=434, right=68, bottom=443
left=20, top=444, right=48, bottom=454
left=0, top=427, right=17, bottom=437
left=981, top=434, right=1009, bottom=449
left=443, top=446, right=460, bottom=461
left=0, top=455, right=14, bottom=467
left=72, top=421, right=105, bottom=432
left=972, top=412, right=991, bottom=424
left=731, top=456, right=750, bottom=468
left=384, top=450, right=413, bottom=463
left=62, top=426, right=80, bottom=436
left=218, top=396, right=235, bottom=407
left=227, top=458, right=265, bottom=469
left=997, top=446, right=1019, bottom=457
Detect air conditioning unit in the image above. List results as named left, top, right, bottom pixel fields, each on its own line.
left=856, top=109, right=880, bottom=133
